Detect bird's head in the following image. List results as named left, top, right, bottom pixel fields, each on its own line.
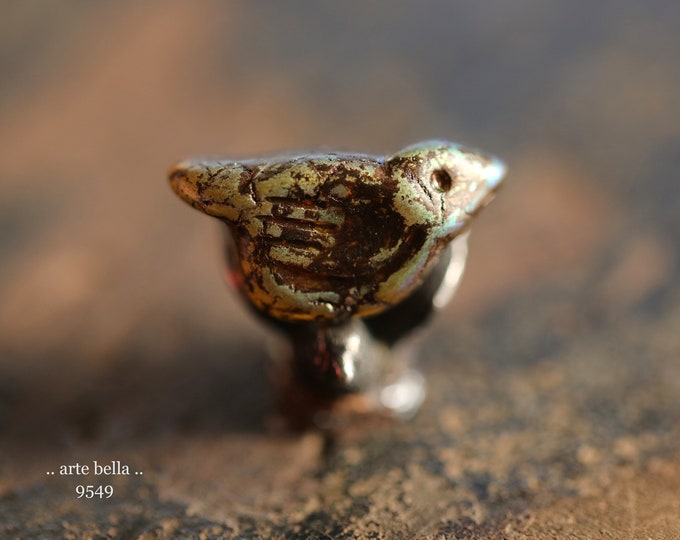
left=386, top=140, right=506, bottom=241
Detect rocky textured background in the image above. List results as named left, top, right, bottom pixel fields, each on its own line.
left=0, top=1, right=679, bottom=538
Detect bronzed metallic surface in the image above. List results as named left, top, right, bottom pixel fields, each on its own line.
left=169, top=141, right=505, bottom=408
left=169, top=141, right=504, bottom=321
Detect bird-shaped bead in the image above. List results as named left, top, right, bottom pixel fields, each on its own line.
left=168, top=140, right=505, bottom=323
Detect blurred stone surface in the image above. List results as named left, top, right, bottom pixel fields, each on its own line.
left=0, top=1, right=678, bottom=538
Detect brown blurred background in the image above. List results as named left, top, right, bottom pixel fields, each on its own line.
left=0, top=1, right=679, bottom=537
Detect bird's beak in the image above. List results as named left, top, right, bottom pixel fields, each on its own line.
left=483, top=155, right=506, bottom=193
left=468, top=154, right=506, bottom=216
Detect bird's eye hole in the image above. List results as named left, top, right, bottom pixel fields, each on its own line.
left=431, top=169, right=453, bottom=192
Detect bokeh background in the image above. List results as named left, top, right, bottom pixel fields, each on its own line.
left=1, top=1, right=679, bottom=537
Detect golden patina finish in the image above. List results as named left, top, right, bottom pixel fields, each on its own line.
left=169, top=141, right=505, bottom=322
